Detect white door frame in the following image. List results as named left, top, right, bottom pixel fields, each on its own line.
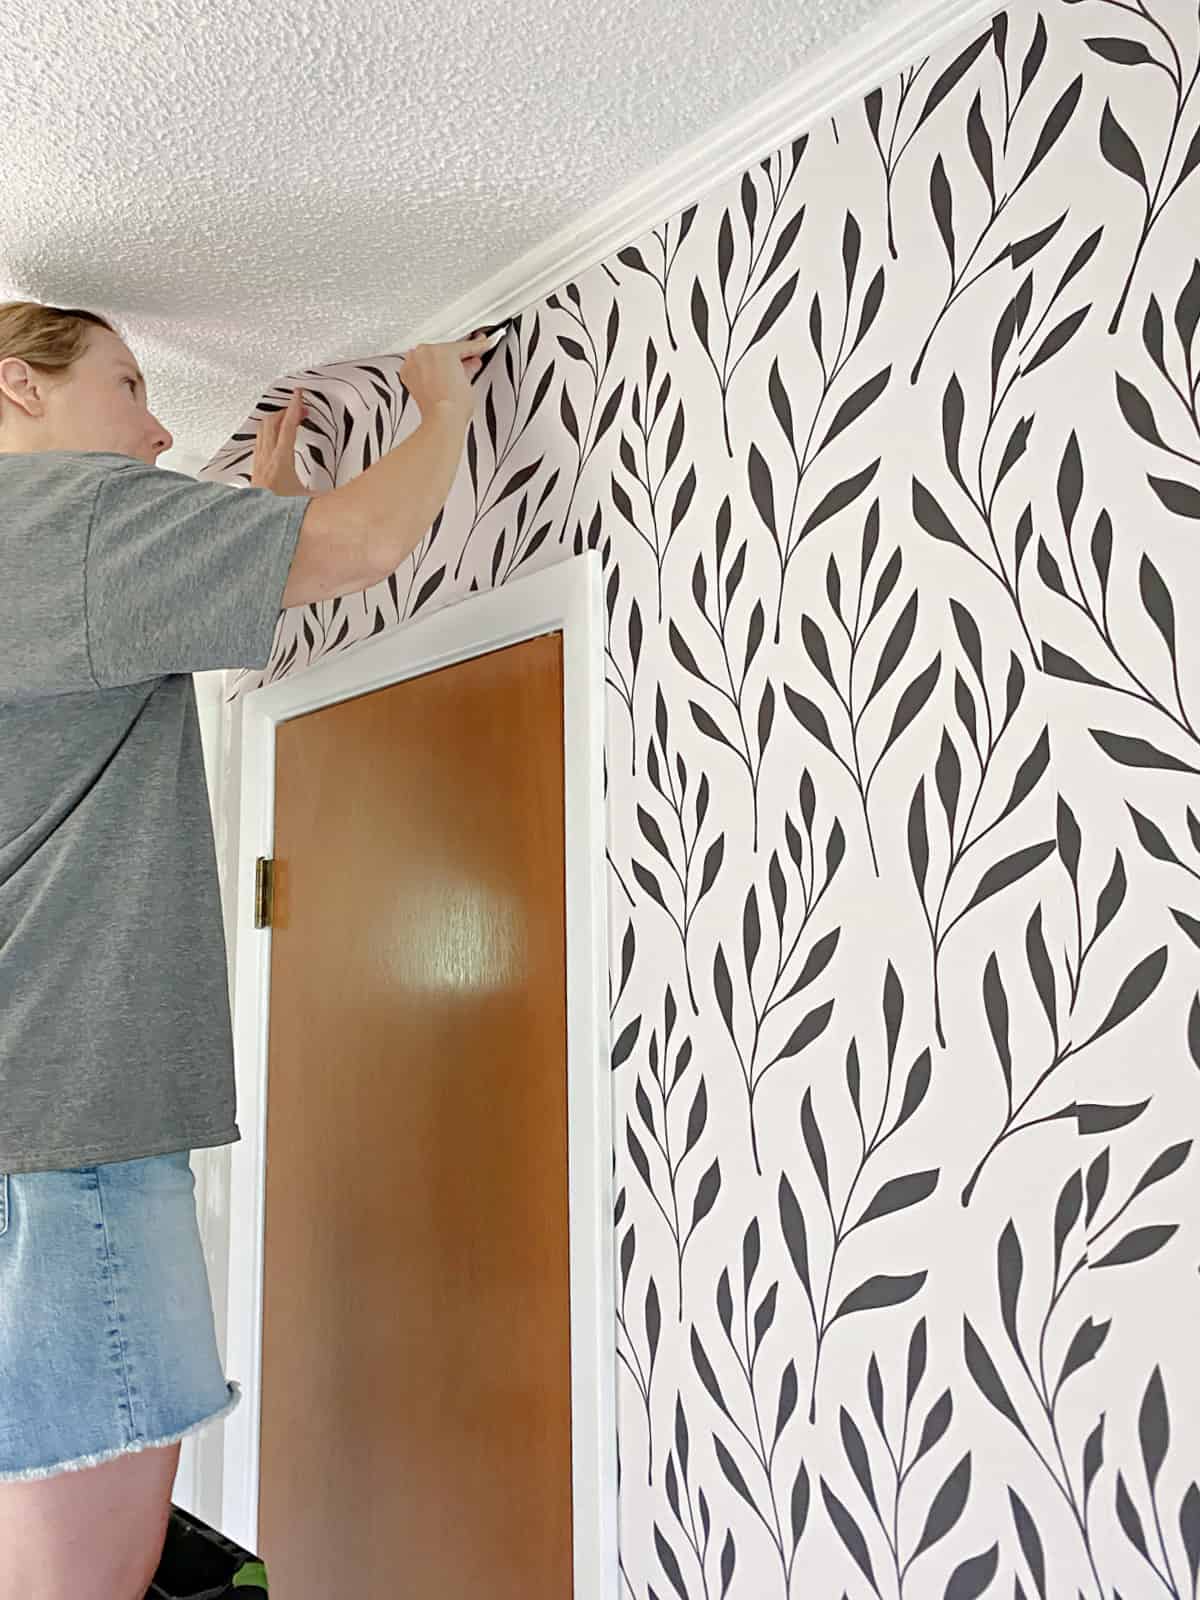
left=218, top=550, right=616, bottom=1596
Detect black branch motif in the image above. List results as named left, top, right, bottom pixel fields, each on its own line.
left=652, top=1390, right=740, bottom=1600
left=595, top=508, right=646, bottom=777
left=669, top=497, right=776, bottom=849
left=1125, top=797, right=1200, bottom=990
left=711, top=770, right=844, bottom=1176
left=821, top=1319, right=974, bottom=1599
left=864, top=26, right=992, bottom=259
left=485, top=411, right=565, bottom=588
left=614, top=1182, right=663, bottom=1484
left=912, top=222, right=1101, bottom=665
left=690, top=1217, right=811, bottom=1597
left=1085, top=1129, right=1190, bottom=1275
left=608, top=838, right=637, bottom=914
left=611, top=333, right=697, bottom=624
left=963, top=1143, right=1190, bottom=1599
left=749, top=208, right=888, bottom=643
left=785, top=499, right=941, bottom=875
left=690, top=138, right=810, bottom=457
left=1112, top=1366, right=1200, bottom=1599
left=614, top=203, right=700, bottom=355
left=411, top=311, right=551, bottom=593
left=1036, top=430, right=1200, bottom=769
left=609, top=920, right=639, bottom=1047
left=464, top=289, right=623, bottom=583
left=1116, top=261, right=1200, bottom=522
left=1081, top=0, right=1200, bottom=332
left=907, top=605, right=1052, bottom=1047
left=961, top=792, right=1168, bottom=1206
left=624, top=984, right=722, bottom=1322
left=778, top=961, right=934, bottom=1424
left=910, top=25, right=1083, bottom=383
left=991, top=10, right=1050, bottom=161
left=630, top=685, right=727, bottom=1013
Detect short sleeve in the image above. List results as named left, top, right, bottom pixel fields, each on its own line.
left=85, top=459, right=312, bottom=689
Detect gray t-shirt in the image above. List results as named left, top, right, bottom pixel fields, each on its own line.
left=0, top=449, right=311, bottom=1173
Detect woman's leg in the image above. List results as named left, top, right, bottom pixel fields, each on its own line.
left=0, top=1439, right=180, bottom=1600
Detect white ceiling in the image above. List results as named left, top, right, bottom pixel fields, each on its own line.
left=4, top=0, right=904, bottom=476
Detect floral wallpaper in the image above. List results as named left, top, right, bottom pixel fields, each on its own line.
left=202, top=0, right=1200, bottom=1589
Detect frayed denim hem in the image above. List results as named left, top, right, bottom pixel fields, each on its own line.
left=0, top=1379, right=242, bottom=1484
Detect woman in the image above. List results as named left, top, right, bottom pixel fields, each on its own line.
left=0, top=301, right=483, bottom=1596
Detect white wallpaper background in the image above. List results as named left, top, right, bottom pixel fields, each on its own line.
left=201, top=0, right=1200, bottom=1589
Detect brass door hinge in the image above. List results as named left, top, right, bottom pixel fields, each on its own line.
left=254, top=856, right=275, bottom=928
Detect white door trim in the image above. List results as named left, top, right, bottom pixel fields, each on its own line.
left=218, top=550, right=615, bottom=1596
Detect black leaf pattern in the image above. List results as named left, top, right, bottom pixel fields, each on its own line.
left=613, top=343, right=693, bottom=622
left=632, top=691, right=729, bottom=1014
left=1149, top=473, right=1200, bottom=518
left=930, top=156, right=955, bottom=270
left=1112, top=1367, right=1200, bottom=1598
left=964, top=1124, right=1188, bottom=1599
left=865, top=29, right=991, bottom=257
left=1087, top=35, right=1157, bottom=65
left=690, top=1216, right=810, bottom=1592
left=963, top=1200, right=1111, bottom=1595
left=913, top=229, right=1097, bottom=661
left=821, top=1476, right=881, bottom=1595
left=621, top=986, right=723, bottom=1326
left=754, top=246, right=888, bottom=640
left=1009, top=1488, right=1047, bottom=1598
left=944, top=1544, right=999, bottom=1598
left=826, top=1325, right=978, bottom=1597
left=659, top=1395, right=723, bottom=1593
left=1117, top=260, right=1200, bottom=500
left=1100, top=99, right=1149, bottom=191
left=672, top=508, right=776, bottom=848
left=1089, top=2, right=1200, bottom=333
left=910, top=56, right=1083, bottom=383
left=786, top=961, right=935, bottom=1421
left=911, top=1453, right=971, bottom=1563
left=1037, top=431, right=1200, bottom=765
left=786, top=502, right=940, bottom=873
left=616, top=1232, right=663, bottom=1484
left=218, top=17, right=1200, bottom=1588
left=713, top=772, right=843, bottom=1175
left=691, top=141, right=808, bottom=456
left=962, top=801, right=1167, bottom=1205
left=909, top=613, right=1052, bottom=1045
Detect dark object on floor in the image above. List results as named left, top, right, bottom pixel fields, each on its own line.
left=145, top=1503, right=268, bottom=1598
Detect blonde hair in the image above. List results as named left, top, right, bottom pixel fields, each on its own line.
left=0, top=301, right=122, bottom=421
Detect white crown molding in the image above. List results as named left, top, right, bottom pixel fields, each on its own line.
left=420, top=0, right=1004, bottom=345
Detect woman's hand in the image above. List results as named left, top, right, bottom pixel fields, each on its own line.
left=250, top=389, right=316, bottom=496
left=250, top=335, right=491, bottom=497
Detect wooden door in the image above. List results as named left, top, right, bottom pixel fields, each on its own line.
left=256, top=631, right=573, bottom=1598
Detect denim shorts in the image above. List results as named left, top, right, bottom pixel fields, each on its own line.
left=0, top=1148, right=241, bottom=1482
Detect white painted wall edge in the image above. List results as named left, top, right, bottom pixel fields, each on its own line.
left=412, top=0, right=1003, bottom=344
left=176, top=669, right=232, bottom=1519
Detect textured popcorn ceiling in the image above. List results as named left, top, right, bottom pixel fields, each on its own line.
left=4, top=0, right=899, bottom=475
